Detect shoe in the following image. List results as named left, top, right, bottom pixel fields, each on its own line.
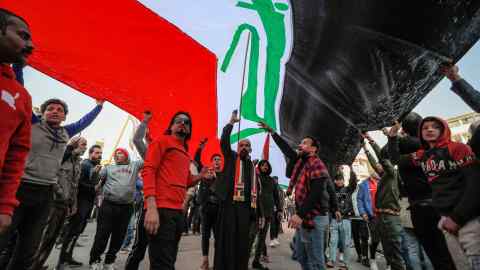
left=252, top=260, right=269, bottom=270
left=89, top=262, right=102, bottom=270
left=67, top=258, right=83, bottom=267
left=361, top=258, right=370, bottom=267
left=326, top=261, right=334, bottom=268
left=369, top=259, right=378, bottom=270
left=339, top=253, right=344, bottom=262
left=273, top=239, right=280, bottom=245
left=103, top=263, right=116, bottom=270
left=269, top=240, right=276, bottom=247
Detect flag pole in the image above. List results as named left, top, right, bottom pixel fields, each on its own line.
left=237, top=31, right=251, bottom=144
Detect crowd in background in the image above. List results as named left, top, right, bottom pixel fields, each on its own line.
left=1, top=7, right=480, bottom=270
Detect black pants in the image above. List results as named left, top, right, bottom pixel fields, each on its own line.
left=351, top=219, right=369, bottom=260
left=33, top=204, right=68, bottom=269
left=270, top=214, right=280, bottom=240
left=0, top=183, right=53, bottom=270
left=148, top=208, right=184, bottom=270
left=89, top=200, right=133, bottom=264
left=187, top=205, right=201, bottom=234
left=201, top=202, right=219, bottom=256
left=368, top=217, right=381, bottom=260
left=57, top=195, right=95, bottom=265
left=410, top=204, right=456, bottom=270
left=125, top=208, right=149, bottom=270
left=254, top=217, right=271, bottom=262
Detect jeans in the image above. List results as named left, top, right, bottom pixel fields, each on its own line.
left=328, top=219, right=351, bottom=264
left=400, top=228, right=433, bottom=270
left=122, top=214, right=136, bottom=249
left=295, top=215, right=329, bottom=270
left=377, top=214, right=405, bottom=270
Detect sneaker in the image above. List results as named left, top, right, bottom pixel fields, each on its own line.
left=361, top=258, right=370, bottom=267
left=252, top=260, right=269, bottom=270
left=89, top=262, right=102, bottom=270
left=369, top=259, right=379, bottom=270
left=269, top=240, right=276, bottom=247
left=67, top=258, right=83, bottom=267
left=103, top=263, right=116, bottom=270
left=273, top=239, right=280, bottom=246
left=339, top=253, right=344, bottom=263
left=326, top=261, right=334, bottom=268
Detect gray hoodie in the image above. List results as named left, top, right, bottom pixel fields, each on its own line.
left=100, top=159, right=143, bottom=204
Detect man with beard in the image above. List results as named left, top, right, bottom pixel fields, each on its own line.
left=214, top=110, right=262, bottom=270
left=0, top=8, right=34, bottom=235
left=143, top=111, right=213, bottom=270
left=34, top=136, right=87, bottom=270
left=258, top=121, right=339, bottom=270
left=56, top=144, right=103, bottom=268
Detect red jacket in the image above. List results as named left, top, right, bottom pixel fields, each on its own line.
left=0, top=65, right=32, bottom=216
left=142, top=135, right=193, bottom=210
left=414, top=117, right=478, bottom=225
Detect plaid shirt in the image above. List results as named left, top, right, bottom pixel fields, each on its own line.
left=289, top=155, right=330, bottom=228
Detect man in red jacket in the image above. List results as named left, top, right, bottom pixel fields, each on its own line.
left=142, top=111, right=213, bottom=270
left=0, top=8, right=34, bottom=234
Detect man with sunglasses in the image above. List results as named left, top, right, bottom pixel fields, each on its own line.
left=142, top=111, right=213, bottom=270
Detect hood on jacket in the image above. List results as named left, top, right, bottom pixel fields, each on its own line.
left=114, top=148, right=130, bottom=164
left=418, top=116, right=451, bottom=150
left=401, top=112, right=423, bottom=137
left=257, top=159, right=272, bottom=176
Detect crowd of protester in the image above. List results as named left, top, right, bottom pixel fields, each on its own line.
left=1, top=7, right=480, bottom=270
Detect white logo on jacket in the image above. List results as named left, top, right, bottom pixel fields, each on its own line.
left=1, top=90, right=19, bottom=110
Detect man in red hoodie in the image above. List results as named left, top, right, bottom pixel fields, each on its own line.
left=395, top=116, right=480, bottom=269
left=142, top=111, right=212, bottom=270
left=0, top=8, right=34, bottom=234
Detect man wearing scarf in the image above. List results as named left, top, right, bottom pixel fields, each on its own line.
left=214, top=110, right=263, bottom=270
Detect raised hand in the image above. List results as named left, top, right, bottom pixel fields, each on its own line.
left=229, top=110, right=240, bottom=124
left=258, top=121, right=273, bottom=133
left=96, top=99, right=105, bottom=106
left=199, top=138, right=208, bottom=149
left=388, top=121, right=401, bottom=138
left=440, top=64, right=461, bottom=82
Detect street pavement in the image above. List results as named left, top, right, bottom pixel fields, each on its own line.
left=45, top=221, right=386, bottom=270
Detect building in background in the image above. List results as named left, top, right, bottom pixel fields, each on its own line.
left=447, top=111, right=480, bottom=143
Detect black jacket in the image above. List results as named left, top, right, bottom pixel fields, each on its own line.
left=77, top=159, right=100, bottom=199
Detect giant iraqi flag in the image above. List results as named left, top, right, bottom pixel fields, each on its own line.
left=3, top=0, right=480, bottom=178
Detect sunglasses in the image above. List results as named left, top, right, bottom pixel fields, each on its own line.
left=174, top=118, right=191, bottom=126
